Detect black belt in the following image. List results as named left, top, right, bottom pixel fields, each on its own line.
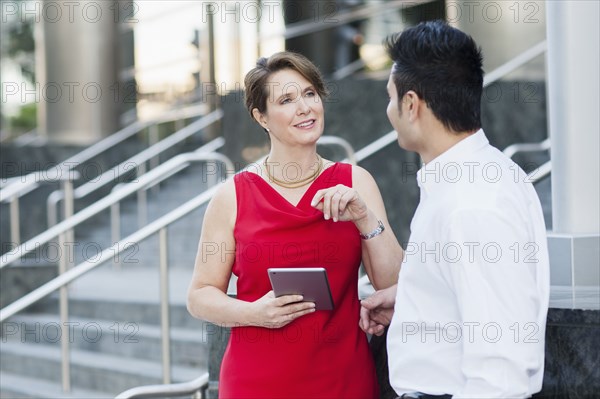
left=400, top=393, right=452, bottom=399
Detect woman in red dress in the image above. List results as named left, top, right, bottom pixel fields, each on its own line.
left=187, top=52, right=403, bottom=398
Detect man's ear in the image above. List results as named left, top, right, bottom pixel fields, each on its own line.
left=252, top=108, right=268, bottom=129
left=403, top=90, right=421, bottom=122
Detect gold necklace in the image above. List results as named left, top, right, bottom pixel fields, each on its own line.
left=264, top=154, right=323, bottom=189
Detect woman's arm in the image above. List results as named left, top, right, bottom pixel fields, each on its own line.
left=352, top=165, right=403, bottom=289
left=311, top=165, right=403, bottom=290
left=187, top=179, right=315, bottom=328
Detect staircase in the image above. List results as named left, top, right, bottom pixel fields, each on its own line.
left=0, top=298, right=207, bottom=398
left=0, top=161, right=216, bottom=398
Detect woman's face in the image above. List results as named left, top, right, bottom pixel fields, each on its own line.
left=255, top=68, right=324, bottom=148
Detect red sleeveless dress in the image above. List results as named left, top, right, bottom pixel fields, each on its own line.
left=219, top=162, right=379, bottom=399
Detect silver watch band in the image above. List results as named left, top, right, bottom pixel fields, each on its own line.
left=359, top=220, right=385, bottom=240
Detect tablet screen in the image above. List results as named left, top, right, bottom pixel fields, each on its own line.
left=268, top=267, right=334, bottom=311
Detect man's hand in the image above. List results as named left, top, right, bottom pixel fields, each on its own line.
left=360, top=284, right=397, bottom=336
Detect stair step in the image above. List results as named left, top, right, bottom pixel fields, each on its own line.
left=33, top=295, right=204, bottom=329
left=71, top=203, right=207, bottom=265
left=3, top=313, right=209, bottom=367
left=1, top=152, right=219, bottom=397
left=0, top=341, right=203, bottom=394
left=0, top=371, right=109, bottom=399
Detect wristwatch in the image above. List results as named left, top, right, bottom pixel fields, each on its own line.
left=359, top=220, right=385, bottom=240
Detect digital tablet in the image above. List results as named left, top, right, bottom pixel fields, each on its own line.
left=268, top=267, right=334, bottom=311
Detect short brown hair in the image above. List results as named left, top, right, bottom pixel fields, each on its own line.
left=244, top=51, right=329, bottom=119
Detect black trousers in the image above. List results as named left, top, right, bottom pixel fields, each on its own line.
left=399, top=393, right=452, bottom=399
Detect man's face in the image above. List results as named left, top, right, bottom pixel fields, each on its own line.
left=386, top=72, right=411, bottom=150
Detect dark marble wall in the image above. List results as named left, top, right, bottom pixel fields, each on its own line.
left=534, top=309, right=600, bottom=398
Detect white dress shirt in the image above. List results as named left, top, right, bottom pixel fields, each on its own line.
left=387, top=130, right=550, bottom=398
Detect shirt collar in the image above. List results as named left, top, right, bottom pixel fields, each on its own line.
left=416, top=129, right=488, bottom=190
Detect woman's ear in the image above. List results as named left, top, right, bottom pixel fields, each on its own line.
left=252, top=108, right=268, bottom=130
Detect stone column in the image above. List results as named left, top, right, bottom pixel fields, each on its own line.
left=36, top=1, right=120, bottom=144
left=546, top=0, right=600, bottom=287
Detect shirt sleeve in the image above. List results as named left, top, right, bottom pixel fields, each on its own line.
left=440, top=208, right=546, bottom=398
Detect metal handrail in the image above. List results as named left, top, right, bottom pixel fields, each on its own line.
left=352, top=40, right=549, bottom=163
left=0, top=153, right=233, bottom=393
left=0, top=103, right=210, bottom=246
left=318, top=136, right=357, bottom=164
left=0, top=102, right=207, bottom=200
left=0, top=170, right=80, bottom=203
left=46, top=110, right=224, bottom=227
left=0, top=171, right=81, bottom=247
left=0, top=174, right=222, bottom=393
left=354, top=132, right=553, bottom=183
left=0, top=181, right=220, bottom=319
left=332, top=59, right=366, bottom=81
left=528, top=161, right=551, bottom=184
left=115, top=373, right=209, bottom=399
left=503, top=137, right=551, bottom=159
left=0, top=151, right=234, bottom=269
left=483, top=41, right=547, bottom=87
left=354, top=130, right=397, bottom=162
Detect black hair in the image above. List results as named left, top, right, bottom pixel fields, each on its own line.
left=385, top=20, right=484, bottom=133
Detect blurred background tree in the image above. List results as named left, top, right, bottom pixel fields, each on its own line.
left=7, top=17, right=35, bottom=81
left=1, top=0, right=37, bottom=135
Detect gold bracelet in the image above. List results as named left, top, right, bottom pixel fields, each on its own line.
left=359, top=220, right=385, bottom=240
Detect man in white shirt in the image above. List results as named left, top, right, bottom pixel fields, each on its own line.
left=360, top=21, right=550, bottom=398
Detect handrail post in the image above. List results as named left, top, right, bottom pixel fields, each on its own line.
left=206, top=161, right=219, bottom=188
left=9, top=196, right=20, bottom=246
left=137, top=163, right=148, bottom=228
left=148, top=124, right=160, bottom=164
left=62, top=179, right=75, bottom=261
left=175, top=118, right=185, bottom=132
left=59, top=178, right=74, bottom=392
left=60, top=178, right=74, bottom=391
left=58, top=230, right=71, bottom=392
left=159, top=227, right=172, bottom=384
left=47, top=195, right=59, bottom=228
left=149, top=125, right=160, bottom=195
left=111, top=202, right=121, bottom=270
